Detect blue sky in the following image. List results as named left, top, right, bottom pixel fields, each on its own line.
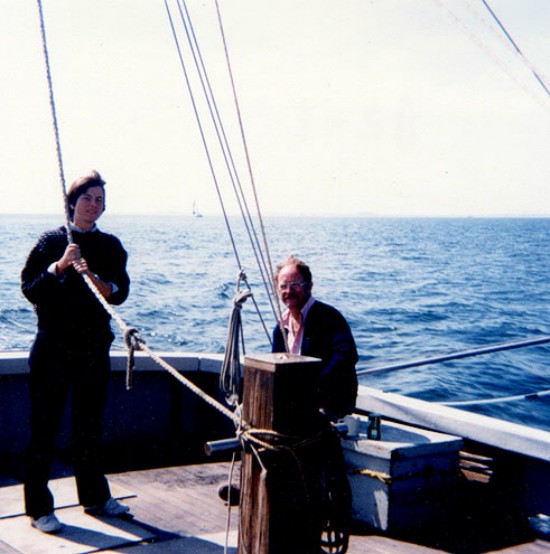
left=1, top=0, right=549, bottom=216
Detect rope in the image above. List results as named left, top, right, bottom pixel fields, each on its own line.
left=36, top=0, right=136, bottom=371
left=139, top=337, right=241, bottom=425
left=36, top=0, right=255, bottom=442
left=36, top=0, right=72, bottom=243
left=220, top=278, right=252, bottom=405
left=223, top=452, right=239, bottom=554
left=36, top=2, right=154, bottom=390
left=124, top=327, right=142, bottom=390
left=82, top=272, right=242, bottom=425
left=350, top=468, right=393, bottom=485
left=239, top=427, right=322, bottom=455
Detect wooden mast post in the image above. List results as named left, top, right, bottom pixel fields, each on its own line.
left=239, top=353, right=324, bottom=554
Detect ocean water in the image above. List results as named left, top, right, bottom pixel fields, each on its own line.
left=2, top=214, right=549, bottom=431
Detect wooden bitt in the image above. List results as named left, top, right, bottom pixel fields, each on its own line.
left=239, top=353, right=324, bottom=554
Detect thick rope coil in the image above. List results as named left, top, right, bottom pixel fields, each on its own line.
left=238, top=427, right=322, bottom=456
left=237, top=423, right=351, bottom=554
left=124, top=327, right=144, bottom=391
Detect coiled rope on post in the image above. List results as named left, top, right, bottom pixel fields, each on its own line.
left=235, top=423, right=351, bottom=554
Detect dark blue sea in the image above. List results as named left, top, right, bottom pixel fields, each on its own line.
left=2, top=214, right=549, bottom=431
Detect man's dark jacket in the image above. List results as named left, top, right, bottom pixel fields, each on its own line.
left=272, top=300, right=358, bottom=419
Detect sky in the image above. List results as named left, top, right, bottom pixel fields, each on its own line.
left=1, top=0, right=549, bottom=217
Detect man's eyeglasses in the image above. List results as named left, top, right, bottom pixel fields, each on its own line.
left=278, top=281, right=309, bottom=291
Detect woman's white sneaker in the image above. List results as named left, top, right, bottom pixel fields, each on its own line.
left=31, top=513, right=62, bottom=534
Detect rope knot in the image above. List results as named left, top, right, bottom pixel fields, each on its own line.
left=124, top=327, right=144, bottom=390
left=124, top=326, right=144, bottom=350
left=233, top=289, right=253, bottom=309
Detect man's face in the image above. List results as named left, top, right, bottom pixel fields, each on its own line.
left=277, top=265, right=312, bottom=311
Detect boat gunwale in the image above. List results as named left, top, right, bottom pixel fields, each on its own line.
left=1, top=350, right=549, bottom=462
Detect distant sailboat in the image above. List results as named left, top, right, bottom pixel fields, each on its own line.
left=192, top=200, right=203, bottom=218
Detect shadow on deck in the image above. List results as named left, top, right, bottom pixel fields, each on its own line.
left=1, top=459, right=547, bottom=554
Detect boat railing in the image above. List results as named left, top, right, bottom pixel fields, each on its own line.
left=357, top=334, right=550, bottom=376
left=356, top=334, right=550, bottom=407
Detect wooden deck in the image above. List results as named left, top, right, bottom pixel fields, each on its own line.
left=0, top=462, right=548, bottom=554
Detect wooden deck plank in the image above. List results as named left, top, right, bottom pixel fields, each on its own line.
left=0, top=462, right=547, bottom=554
left=0, top=507, right=155, bottom=554
left=108, top=462, right=549, bottom=554
left=0, top=478, right=135, bottom=519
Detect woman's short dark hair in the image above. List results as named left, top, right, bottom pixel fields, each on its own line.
left=67, top=170, right=106, bottom=219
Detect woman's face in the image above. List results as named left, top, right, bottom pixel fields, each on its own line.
left=72, top=186, right=105, bottom=230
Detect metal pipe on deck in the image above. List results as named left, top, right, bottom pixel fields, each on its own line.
left=205, top=421, right=354, bottom=456
left=204, top=437, right=241, bottom=456
left=357, top=335, right=550, bottom=376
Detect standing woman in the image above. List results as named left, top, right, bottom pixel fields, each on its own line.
left=21, top=170, right=131, bottom=534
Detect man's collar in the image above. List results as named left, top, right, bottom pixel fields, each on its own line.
left=283, top=296, right=316, bottom=326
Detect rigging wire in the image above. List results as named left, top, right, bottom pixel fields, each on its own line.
left=177, top=0, right=276, bottom=338
left=479, top=0, right=550, bottom=100
left=36, top=0, right=72, bottom=243
left=213, top=0, right=287, bottom=335
left=163, top=0, right=242, bottom=271
left=432, top=0, right=550, bottom=114
left=164, top=0, right=275, bottom=343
